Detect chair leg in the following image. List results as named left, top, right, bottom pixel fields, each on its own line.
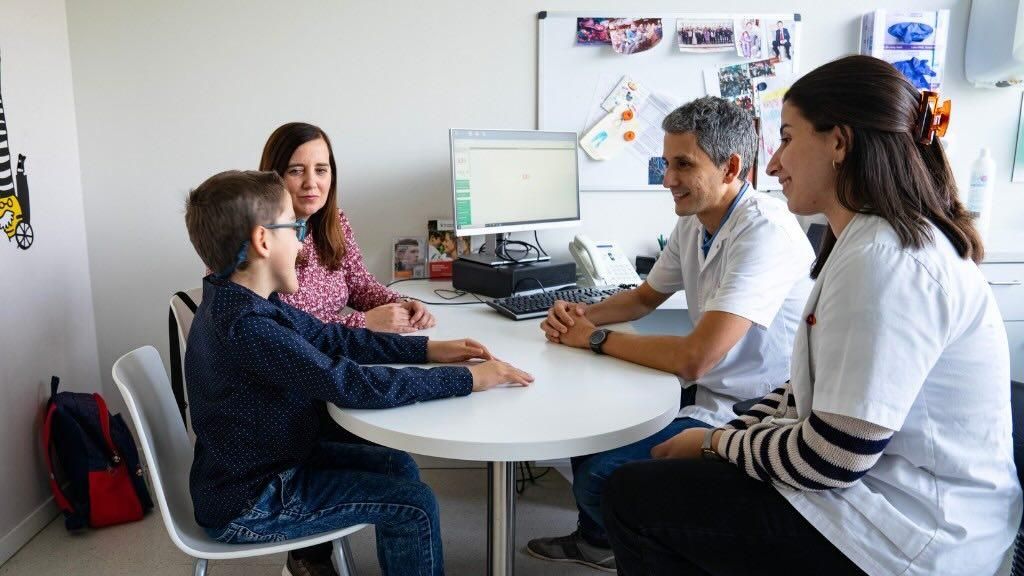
left=332, top=537, right=358, bottom=576
left=192, top=558, right=208, bottom=576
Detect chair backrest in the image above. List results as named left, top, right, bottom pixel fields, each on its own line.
left=170, top=288, right=202, bottom=344
left=112, top=346, right=211, bottom=555
left=169, top=288, right=202, bottom=435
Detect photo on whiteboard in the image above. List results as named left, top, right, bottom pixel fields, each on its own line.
left=393, top=236, right=426, bottom=281
left=716, top=59, right=776, bottom=114
left=734, top=18, right=765, bottom=60
left=608, top=18, right=663, bottom=55
left=577, top=18, right=612, bottom=45
left=676, top=18, right=735, bottom=52
left=769, top=19, right=795, bottom=61
left=648, top=157, right=667, bottom=185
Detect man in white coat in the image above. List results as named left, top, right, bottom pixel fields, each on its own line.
left=526, top=96, right=816, bottom=572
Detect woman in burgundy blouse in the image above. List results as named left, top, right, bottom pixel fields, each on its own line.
left=260, top=122, right=435, bottom=332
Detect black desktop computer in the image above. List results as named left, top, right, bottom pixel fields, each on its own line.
left=449, top=128, right=593, bottom=314
left=449, top=128, right=581, bottom=267
left=452, top=258, right=576, bottom=298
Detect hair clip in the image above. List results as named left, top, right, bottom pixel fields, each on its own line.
left=916, top=90, right=951, bottom=145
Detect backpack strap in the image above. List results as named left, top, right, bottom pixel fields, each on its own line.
left=91, top=394, right=121, bottom=464
left=42, top=403, right=75, bottom=513
left=168, top=291, right=197, bottom=428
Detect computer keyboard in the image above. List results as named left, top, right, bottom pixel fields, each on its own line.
left=487, top=286, right=630, bottom=320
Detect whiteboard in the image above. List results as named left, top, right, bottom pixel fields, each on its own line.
left=538, top=10, right=801, bottom=191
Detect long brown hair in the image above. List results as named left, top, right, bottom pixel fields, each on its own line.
left=784, top=55, right=982, bottom=278
left=260, top=122, right=346, bottom=270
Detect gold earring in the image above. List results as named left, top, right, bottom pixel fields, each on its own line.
left=832, top=160, right=838, bottom=171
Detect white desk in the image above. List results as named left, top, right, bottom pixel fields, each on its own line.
left=328, top=280, right=681, bottom=576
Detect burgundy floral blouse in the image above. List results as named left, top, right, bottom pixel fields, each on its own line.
left=278, top=209, right=403, bottom=327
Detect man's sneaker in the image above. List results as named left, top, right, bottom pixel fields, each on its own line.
left=282, top=550, right=338, bottom=576
left=526, top=530, right=617, bottom=572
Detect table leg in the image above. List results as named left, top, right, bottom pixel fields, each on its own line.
left=487, top=461, right=516, bottom=576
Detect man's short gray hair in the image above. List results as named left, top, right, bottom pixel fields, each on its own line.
left=661, top=96, right=757, bottom=173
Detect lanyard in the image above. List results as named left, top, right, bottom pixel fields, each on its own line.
left=701, top=181, right=749, bottom=258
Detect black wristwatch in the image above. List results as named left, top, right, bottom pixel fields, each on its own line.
left=589, top=328, right=612, bottom=354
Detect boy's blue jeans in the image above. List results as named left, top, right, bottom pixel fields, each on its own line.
left=205, top=440, right=444, bottom=576
left=571, top=416, right=711, bottom=547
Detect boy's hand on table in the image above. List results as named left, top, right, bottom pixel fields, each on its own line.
left=467, top=360, right=534, bottom=392
left=427, top=338, right=493, bottom=363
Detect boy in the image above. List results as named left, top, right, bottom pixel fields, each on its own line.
left=183, top=170, right=533, bottom=576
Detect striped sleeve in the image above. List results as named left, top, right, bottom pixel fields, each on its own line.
left=721, top=383, right=798, bottom=431
left=716, top=410, right=894, bottom=491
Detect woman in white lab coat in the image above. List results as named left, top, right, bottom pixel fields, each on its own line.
left=601, top=54, right=1022, bottom=576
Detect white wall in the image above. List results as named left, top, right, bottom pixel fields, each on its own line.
left=63, top=0, right=1024, bottom=408
left=0, top=0, right=100, bottom=564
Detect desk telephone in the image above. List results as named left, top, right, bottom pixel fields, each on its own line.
left=569, top=235, right=643, bottom=287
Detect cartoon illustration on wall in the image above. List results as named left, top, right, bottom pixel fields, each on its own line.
left=0, top=56, right=34, bottom=250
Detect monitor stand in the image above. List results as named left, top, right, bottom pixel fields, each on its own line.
left=457, top=233, right=551, bottom=267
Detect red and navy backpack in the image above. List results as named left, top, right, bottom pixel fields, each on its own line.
left=42, top=376, right=153, bottom=530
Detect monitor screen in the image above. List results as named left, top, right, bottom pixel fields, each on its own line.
left=450, top=129, right=580, bottom=237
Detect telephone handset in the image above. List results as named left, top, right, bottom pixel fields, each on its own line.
left=569, top=234, right=643, bottom=288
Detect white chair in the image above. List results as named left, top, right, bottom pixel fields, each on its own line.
left=169, top=288, right=202, bottom=436
left=112, top=346, right=368, bottom=576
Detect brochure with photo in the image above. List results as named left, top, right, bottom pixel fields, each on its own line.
left=426, top=219, right=472, bottom=279
left=393, top=236, right=426, bottom=281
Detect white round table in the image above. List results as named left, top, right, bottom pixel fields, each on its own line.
left=329, top=280, right=681, bottom=576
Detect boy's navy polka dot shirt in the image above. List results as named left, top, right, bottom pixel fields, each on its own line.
left=185, top=275, right=472, bottom=528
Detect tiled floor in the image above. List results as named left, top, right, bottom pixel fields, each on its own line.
left=0, top=467, right=602, bottom=575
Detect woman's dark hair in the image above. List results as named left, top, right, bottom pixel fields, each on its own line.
left=784, top=55, right=982, bottom=278
left=260, top=122, right=345, bottom=270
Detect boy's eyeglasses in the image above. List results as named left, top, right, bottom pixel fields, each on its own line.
left=215, top=219, right=309, bottom=279
left=263, top=219, right=308, bottom=242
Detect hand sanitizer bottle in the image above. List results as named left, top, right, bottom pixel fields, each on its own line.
left=967, top=147, right=995, bottom=239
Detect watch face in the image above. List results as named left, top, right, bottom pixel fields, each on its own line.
left=590, top=329, right=606, bottom=346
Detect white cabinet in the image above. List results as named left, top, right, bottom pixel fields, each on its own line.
left=981, top=259, right=1024, bottom=382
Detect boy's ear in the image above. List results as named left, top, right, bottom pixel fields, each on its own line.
left=249, top=226, right=271, bottom=259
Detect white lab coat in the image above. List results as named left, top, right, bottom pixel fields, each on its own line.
left=781, top=214, right=1022, bottom=575
left=647, top=190, right=814, bottom=425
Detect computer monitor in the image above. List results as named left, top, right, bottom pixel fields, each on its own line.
left=450, top=129, right=580, bottom=265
